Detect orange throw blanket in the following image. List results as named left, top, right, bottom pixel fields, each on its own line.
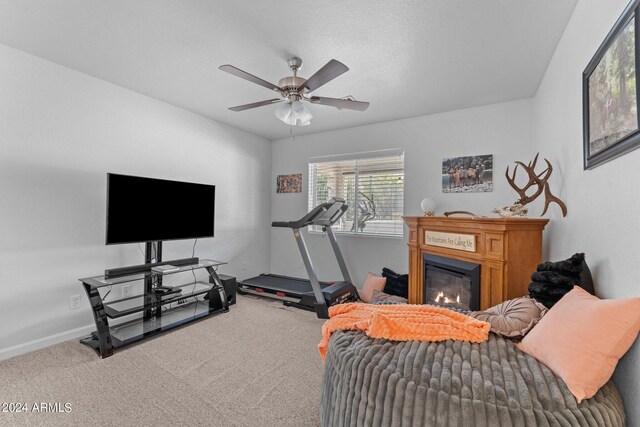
left=318, top=303, right=490, bottom=360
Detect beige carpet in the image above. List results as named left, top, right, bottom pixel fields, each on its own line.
left=0, top=295, right=326, bottom=426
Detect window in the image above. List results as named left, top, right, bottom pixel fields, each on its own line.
left=308, top=150, right=404, bottom=237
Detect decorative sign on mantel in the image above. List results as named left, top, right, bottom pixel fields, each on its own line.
left=425, top=230, right=476, bottom=252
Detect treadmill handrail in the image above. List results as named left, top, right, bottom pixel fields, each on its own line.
left=272, top=197, right=348, bottom=229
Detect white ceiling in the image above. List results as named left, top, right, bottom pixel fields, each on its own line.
left=0, top=0, right=577, bottom=141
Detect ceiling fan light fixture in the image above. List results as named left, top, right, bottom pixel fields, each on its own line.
left=284, top=115, right=297, bottom=126
left=292, top=100, right=313, bottom=123
left=275, top=100, right=313, bottom=126
left=275, top=102, right=292, bottom=122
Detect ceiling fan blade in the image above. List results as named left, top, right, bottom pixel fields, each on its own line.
left=309, top=96, right=369, bottom=111
left=228, top=98, right=282, bottom=112
left=219, top=65, right=281, bottom=92
left=300, top=59, right=349, bottom=93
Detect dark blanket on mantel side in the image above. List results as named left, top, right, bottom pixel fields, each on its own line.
left=320, top=331, right=625, bottom=427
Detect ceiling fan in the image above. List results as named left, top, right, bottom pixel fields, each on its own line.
left=219, top=57, right=370, bottom=126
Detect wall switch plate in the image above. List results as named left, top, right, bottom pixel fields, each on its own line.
left=69, top=295, right=81, bottom=310
left=122, top=285, right=132, bottom=299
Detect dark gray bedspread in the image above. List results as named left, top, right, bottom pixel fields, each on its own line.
left=321, top=331, right=625, bottom=427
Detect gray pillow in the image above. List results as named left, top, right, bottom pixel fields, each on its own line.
left=469, top=296, right=548, bottom=339
left=369, top=290, right=408, bottom=305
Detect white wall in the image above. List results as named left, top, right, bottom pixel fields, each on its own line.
left=270, top=99, right=534, bottom=287
left=0, top=44, right=272, bottom=360
left=531, top=0, right=640, bottom=423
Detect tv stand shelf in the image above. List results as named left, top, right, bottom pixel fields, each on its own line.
left=102, top=281, right=212, bottom=318
left=79, top=259, right=229, bottom=358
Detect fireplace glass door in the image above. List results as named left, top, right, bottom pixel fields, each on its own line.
left=423, top=253, right=480, bottom=311
left=425, top=266, right=472, bottom=310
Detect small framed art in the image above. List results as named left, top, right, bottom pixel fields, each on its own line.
left=276, top=174, right=302, bottom=193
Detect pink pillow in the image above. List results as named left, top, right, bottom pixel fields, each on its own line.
left=359, top=273, right=386, bottom=303
left=517, top=286, right=640, bottom=402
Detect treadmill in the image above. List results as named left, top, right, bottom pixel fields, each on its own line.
left=238, top=197, right=359, bottom=319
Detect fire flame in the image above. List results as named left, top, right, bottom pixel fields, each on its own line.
left=434, top=292, right=461, bottom=305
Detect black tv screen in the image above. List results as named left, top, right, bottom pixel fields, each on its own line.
left=106, top=173, right=215, bottom=244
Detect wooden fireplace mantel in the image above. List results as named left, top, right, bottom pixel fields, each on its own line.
left=403, top=216, right=548, bottom=310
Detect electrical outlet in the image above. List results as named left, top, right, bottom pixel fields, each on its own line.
left=69, top=295, right=81, bottom=310
left=122, top=285, right=132, bottom=299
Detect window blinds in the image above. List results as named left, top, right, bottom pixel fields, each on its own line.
left=308, top=152, right=404, bottom=236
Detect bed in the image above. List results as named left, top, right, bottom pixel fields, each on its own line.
left=320, top=330, right=626, bottom=426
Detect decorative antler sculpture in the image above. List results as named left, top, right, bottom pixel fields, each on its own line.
left=493, top=153, right=567, bottom=217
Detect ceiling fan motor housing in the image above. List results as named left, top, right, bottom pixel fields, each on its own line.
left=278, top=75, right=306, bottom=101
left=278, top=57, right=306, bottom=101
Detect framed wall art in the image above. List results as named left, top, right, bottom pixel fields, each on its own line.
left=276, top=173, right=302, bottom=193
left=583, top=0, right=640, bottom=169
left=442, top=154, right=493, bottom=193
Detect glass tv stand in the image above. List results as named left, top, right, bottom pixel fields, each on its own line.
left=79, top=259, right=229, bottom=358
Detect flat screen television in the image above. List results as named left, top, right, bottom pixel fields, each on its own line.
left=106, top=173, right=215, bottom=245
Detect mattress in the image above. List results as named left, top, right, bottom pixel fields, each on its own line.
left=320, top=331, right=625, bottom=427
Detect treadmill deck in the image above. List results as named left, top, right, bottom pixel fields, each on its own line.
left=239, top=274, right=329, bottom=296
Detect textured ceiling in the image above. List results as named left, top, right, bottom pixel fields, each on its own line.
left=0, top=0, right=577, bottom=140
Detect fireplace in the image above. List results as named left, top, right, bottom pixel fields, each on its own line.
left=423, top=254, right=480, bottom=311
left=404, top=216, right=548, bottom=308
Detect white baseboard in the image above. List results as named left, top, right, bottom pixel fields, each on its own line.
left=0, top=324, right=95, bottom=362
